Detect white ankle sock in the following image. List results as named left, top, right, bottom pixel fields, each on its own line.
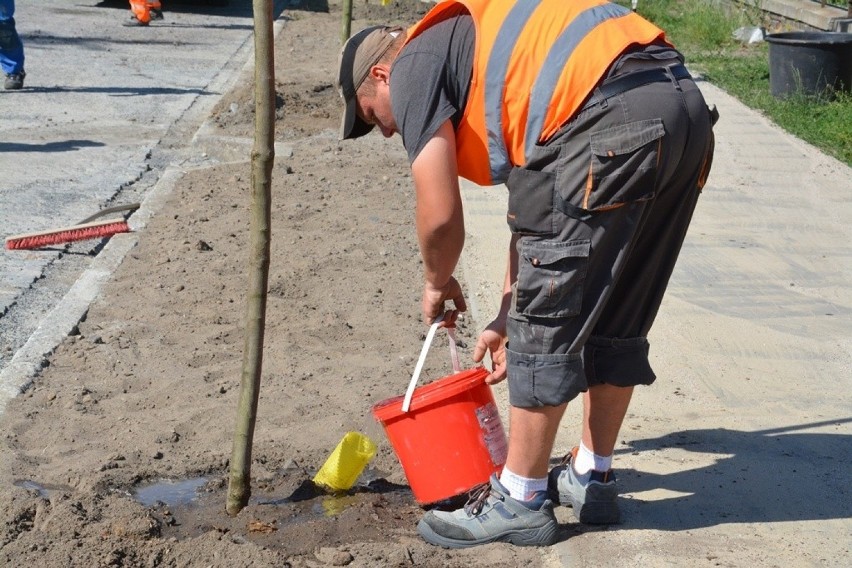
left=573, top=441, right=613, bottom=475
left=499, top=467, right=548, bottom=501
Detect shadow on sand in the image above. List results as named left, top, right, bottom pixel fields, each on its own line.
left=611, top=417, right=852, bottom=530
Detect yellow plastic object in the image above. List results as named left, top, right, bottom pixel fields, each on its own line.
left=312, top=432, right=377, bottom=492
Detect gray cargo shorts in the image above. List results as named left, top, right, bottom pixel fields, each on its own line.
left=504, top=63, right=717, bottom=408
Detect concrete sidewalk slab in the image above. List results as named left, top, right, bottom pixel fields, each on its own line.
left=459, top=78, right=851, bottom=566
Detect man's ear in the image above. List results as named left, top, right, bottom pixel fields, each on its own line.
left=369, top=64, right=391, bottom=85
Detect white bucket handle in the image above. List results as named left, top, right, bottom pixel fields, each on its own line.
left=401, top=314, right=462, bottom=413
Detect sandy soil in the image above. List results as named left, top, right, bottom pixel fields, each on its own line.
left=0, top=2, right=547, bottom=566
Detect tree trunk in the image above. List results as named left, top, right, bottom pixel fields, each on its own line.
left=226, top=0, right=275, bottom=517
left=342, top=0, right=353, bottom=44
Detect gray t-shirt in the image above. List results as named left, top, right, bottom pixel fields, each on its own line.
left=389, top=12, right=475, bottom=164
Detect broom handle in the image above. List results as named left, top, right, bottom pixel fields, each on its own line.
left=77, top=203, right=140, bottom=225
left=402, top=314, right=461, bottom=413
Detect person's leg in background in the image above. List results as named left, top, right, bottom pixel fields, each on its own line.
left=0, top=0, right=25, bottom=90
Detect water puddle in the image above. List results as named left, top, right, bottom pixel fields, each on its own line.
left=132, top=469, right=420, bottom=549
left=131, top=466, right=416, bottom=540
left=314, top=493, right=359, bottom=517
left=134, top=477, right=208, bottom=507
left=254, top=468, right=414, bottom=527
left=256, top=476, right=415, bottom=532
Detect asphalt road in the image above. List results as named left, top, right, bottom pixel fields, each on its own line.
left=1, top=0, right=284, bottom=377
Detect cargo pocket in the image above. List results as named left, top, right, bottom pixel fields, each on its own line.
left=513, top=239, right=591, bottom=319
left=582, top=118, right=665, bottom=212
left=506, top=167, right=556, bottom=236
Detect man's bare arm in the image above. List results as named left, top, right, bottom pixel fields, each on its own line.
left=410, top=120, right=467, bottom=324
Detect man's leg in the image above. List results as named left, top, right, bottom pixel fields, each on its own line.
left=505, top=403, right=568, bottom=478
left=546, top=384, right=630, bottom=525
left=581, top=384, right=633, bottom=457
left=501, top=386, right=632, bottom=484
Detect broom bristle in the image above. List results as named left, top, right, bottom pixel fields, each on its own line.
left=5, top=220, right=131, bottom=251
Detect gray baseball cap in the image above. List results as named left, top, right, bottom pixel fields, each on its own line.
left=336, top=25, right=404, bottom=140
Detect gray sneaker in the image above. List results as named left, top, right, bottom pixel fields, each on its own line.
left=548, top=450, right=620, bottom=524
left=4, top=71, right=25, bottom=90
left=417, top=474, right=559, bottom=548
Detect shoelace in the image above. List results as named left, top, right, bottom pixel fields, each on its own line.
left=463, top=482, right=502, bottom=516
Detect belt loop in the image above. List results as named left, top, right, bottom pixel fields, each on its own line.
left=666, top=64, right=683, bottom=92
left=585, top=87, right=607, bottom=111
left=594, top=86, right=609, bottom=109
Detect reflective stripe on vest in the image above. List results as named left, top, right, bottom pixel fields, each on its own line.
left=486, top=1, right=634, bottom=184
left=405, top=0, right=667, bottom=186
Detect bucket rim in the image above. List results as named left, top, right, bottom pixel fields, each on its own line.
left=372, top=366, right=490, bottom=421
left=765, top=31, right=852, bottom=46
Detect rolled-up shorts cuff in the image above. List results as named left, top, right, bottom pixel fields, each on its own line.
left=506, top=347, right=587, bottom=407
left=584, top=335, right=656, bottom=387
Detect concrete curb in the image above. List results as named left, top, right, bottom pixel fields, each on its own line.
left=0, top=167, right=182, bottom=413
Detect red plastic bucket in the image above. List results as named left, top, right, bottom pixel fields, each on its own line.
left=372, top=367, right=508, bottom=505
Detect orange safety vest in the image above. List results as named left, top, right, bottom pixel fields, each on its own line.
left=404, top=0, right=668, bottom=186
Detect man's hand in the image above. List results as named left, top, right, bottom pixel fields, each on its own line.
left=421, top=276, right=467, bottom=326
left=473, top=319, right=508, bottom=384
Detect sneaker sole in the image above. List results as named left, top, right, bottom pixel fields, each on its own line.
left=417, top=518, right=559, bottom=549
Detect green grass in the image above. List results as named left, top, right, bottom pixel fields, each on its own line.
left=616, top=0, right=852, bottom=166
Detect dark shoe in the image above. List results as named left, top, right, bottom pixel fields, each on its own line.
left=150, top=9, right=164, bottom=20
left=417, top=474, right=559, bottom=549
left=4, top=71, right=25, bottom=90
left=548, top=448, right=620, bottom=524
left=122, top=15, right=149, bottom=27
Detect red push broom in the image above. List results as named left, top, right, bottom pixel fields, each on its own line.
left=5, top=203, right=140, bottom=251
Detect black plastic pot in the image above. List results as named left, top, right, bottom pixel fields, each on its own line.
left=765, top=32, right=852, bottom=98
